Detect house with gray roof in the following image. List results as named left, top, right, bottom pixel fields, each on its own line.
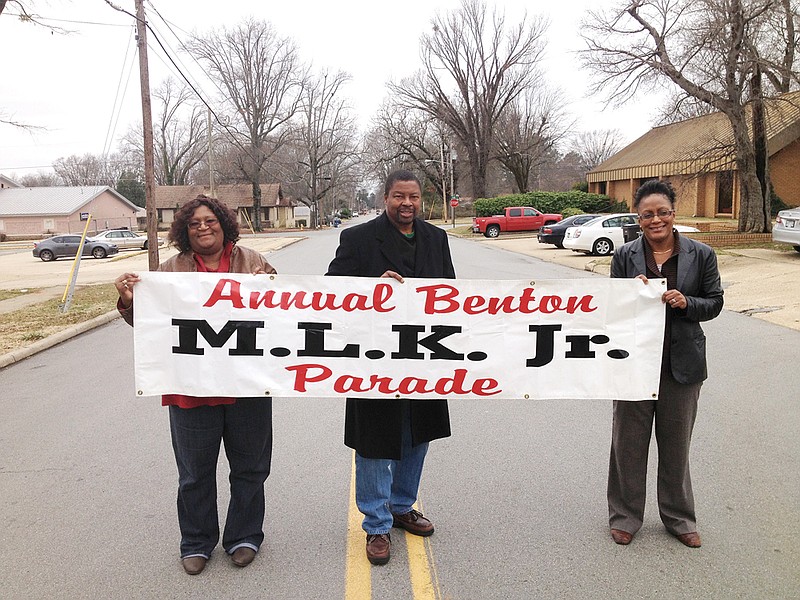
left=0, top=184, right=141, bottom=238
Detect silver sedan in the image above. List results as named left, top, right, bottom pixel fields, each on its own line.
left=89, top=229, right=161, bottom=250
left=773, top=207, right=800, bottom=252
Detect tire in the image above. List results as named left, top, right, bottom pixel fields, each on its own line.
left=592, top=238, right=613, bottom=256
left=793, top=245, right=800, bottom=253
left=484, top=225, right=501, bottom=238
left=39, top=249, right=55, bottom=262
left=555, top=242, right=565, bottom=249
left=143, top=241, right=148, bottom=250
left=92, top=246, right=108, bottom=259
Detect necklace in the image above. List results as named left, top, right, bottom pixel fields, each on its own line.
left=652, top=247, right=674, bottom=254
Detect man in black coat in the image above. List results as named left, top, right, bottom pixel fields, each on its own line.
left=326, top=170, right=455, bottom=565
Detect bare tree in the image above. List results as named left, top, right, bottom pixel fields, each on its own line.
left=121, top=78, right=206, bottom=186
left=572, top=129, right=625, bottom=172
left=364, top=101, right=451, bottom=205
left=388, top=0, right=547, bottom=199
left=17, top=171, right=61, bottom=187
left=278, top=70, right=361, bottom=227
left=581, top=0, right=800, bottom=232
left=53, top=153, right=130, bottom=187
left=188, top=19, right=305, bottom=230
left=494, top=88, right=573, bottom=192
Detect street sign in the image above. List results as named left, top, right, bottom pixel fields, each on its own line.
left=450, top=198, right=459, bottom=207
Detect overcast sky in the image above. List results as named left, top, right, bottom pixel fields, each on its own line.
left=0, top=0, right=663, bottom=179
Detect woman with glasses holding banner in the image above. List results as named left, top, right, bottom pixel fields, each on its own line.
left=607, top=180, right=723, bottom=549
left=113, top=195, right=276, bottom=575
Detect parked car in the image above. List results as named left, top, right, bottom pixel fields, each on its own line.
left=472, top=206, right=562, bottom=238
left=563, top=213, right=639, bottom=256
left=773, top=206, right=800, bottom=252
left=564, top=213, right=700, bottom=256
left=32, top=235, right=119, bottom=262
left=90, top=229, right=159, bottom=250
left=537, top=213, right=602, bottom=248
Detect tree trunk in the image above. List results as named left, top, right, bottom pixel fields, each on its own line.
left=750, top=70, right=771, bottom=232
left=729, top=116, right=767, bottom=232
left=251, top=180, right=262, bottom=231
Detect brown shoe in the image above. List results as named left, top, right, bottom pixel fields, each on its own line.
left=392, top=509, right=434, bottom=537
left=182, top=556, right=207, bottom=575
left=674, top=532, right=702, bottom=548
left=365, top=533, right=391, bottom=565
left=610, top=529, right=633, bottom=545
left=231, top=547, right=257, bottom=567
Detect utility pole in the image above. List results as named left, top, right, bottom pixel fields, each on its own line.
left=207, top=108, right=215, bottom=197
left=440, top=142, right=447, bottom=222
left=135, top=0, right=159, bottom=271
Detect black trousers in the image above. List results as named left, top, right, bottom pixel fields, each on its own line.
left=169, top=398, right=273, bottom=558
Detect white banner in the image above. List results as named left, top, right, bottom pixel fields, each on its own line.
left=133, top=273, right=666, bottom=400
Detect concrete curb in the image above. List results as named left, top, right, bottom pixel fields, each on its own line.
left=0, top=310, right=120, bottom=369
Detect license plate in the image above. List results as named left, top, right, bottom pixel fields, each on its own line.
left=786, top=219, right=795, bottom=228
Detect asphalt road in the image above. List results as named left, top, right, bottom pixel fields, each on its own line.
left=1, top=222, right=798, bottom=599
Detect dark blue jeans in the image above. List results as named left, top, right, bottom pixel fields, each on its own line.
left=169, top=398, right=273, bottom=558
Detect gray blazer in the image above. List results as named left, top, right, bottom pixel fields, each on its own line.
left=611, top=235, right=724, bottom=384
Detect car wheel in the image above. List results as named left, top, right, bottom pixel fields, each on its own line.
left=92, top=246, right=108, bottom=259
left=592, top=238, right=613, bottom=256
left=39, top=249, right=55, bottom=262
left=143, top=241, right=148, bottom=250
left=485, top=225, right=500, bottom=238
left=793, top=245, right=800, bottom=253
left=555, top=242, right=565, bottom=249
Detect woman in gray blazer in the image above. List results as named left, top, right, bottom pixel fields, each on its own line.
left=607, top=180, right=723, bottom=548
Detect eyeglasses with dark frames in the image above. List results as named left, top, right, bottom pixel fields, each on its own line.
left=638, top=209, right=674, bottom=223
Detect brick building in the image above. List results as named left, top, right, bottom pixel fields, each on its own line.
left=587, top=91, right=800, bottom=218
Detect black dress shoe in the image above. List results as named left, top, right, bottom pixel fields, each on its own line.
left=182, top=556, right=207, bottom=575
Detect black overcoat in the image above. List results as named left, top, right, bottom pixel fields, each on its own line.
left=326, top=213, right=456, bottom=459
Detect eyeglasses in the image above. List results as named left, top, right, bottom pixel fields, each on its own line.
left=188, top=218, right=219, bottom=230
left=638, top=209, right=674, bottom=223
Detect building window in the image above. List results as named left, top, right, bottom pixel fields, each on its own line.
left=717, top=171, right=734, bottom=214
left=43, top=219, right=55, bottom=231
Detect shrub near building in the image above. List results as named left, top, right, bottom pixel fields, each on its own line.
left=473, top=191, right=624, bottom=217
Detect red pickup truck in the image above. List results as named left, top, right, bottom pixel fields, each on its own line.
left=472, top=207, right=563, bottom=238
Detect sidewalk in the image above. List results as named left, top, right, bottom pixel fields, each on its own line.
left=485, top=236, right=800, bottom=331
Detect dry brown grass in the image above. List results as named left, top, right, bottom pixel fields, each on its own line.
left=0, top=284, right=118, bottom=354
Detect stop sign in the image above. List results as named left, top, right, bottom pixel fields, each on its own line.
left=450, top=198, right=459, bottom=207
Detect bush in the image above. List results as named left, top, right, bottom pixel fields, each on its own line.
left=473, top=191, right=620, bottom=217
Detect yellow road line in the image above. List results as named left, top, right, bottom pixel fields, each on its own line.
left=344, top=451, right=371, bottom=600
left=405, top=501, right=441, bottom=600
left=344, top=454, right=442, bottom=600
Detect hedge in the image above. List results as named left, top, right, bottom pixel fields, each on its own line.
left=473, top=191, right=627, bottom=217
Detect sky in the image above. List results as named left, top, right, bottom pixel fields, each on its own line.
left=0, top=0, right=663, bottom=179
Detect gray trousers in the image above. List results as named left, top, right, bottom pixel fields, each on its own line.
left=607, top=372, right=701, bottom=535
